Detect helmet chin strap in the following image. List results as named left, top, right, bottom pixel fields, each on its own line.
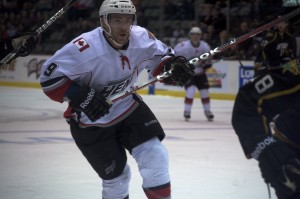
left=101, top=19, right=129, bottom=48
left=108, top=34, right=125, bottom=48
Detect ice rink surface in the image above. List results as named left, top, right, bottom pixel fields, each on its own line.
left=0, top=86, right=276, bottom=199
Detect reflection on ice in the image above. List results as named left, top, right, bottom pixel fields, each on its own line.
left=0, top=86, right=274, bottom=199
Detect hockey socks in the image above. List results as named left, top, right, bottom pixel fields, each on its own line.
left=143, top=182, right=171, bottom=199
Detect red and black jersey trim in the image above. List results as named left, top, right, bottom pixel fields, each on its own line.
left=41, top=76, right=65, bottom=87
left=152, top=54, right=174, bottom=77
left=41, top=76, right=73, bottom=103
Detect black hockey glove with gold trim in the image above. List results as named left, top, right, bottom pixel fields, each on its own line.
left=252, top=135, right=300, bottom=199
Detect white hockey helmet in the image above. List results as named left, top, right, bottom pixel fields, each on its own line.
left=189, top=27, right=202, bottom=35
left=99, top=0, right=136, bottom=47
left=99, top=0, right=136, bottom=22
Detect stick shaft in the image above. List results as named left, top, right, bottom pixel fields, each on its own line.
left=108, top=71, right=172, bottom=103
left=188, top=7, right=300, bottom=65
left=107, top=7, right=300, bottom=103
left=0, top=0, right=79, bottom=66
left=34, top=0, right=78, bottom=36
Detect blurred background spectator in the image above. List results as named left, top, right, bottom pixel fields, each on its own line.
left=0, top=0, right=299, bottom=61
left=173, top=22, right=186, bottom=39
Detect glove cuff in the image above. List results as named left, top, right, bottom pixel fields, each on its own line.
left=69, top=85, right=91, bottom=110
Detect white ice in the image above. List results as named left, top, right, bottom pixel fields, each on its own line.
left=0, top=86, right=275, bottom=199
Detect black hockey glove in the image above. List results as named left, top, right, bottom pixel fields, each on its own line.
left=163, top=56, right=195, bottom=86
left=12, top=32, right=39, bottom=57
left=69, top=85, right=111, bottom=122
left=253, top=135, right=300, bottom=199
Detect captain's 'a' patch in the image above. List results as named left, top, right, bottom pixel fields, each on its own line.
left=147, top=30, right=156, bottom=40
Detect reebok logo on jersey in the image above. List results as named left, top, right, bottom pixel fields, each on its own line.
left=80, top=89, right=95, bottom=109
left=144, top=119, right=158, bottom=127
left=73, top=38, right=90, bottom=52
left=251, top=136, right=276, bottom=159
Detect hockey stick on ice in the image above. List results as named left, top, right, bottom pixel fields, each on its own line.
left=107, top=6, right=300, bottom=103
left=0, top=0, right=79, bottom=66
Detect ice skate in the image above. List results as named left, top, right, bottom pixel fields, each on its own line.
left=204, top=111, right=214, bottom=121
left=184, top=111, right=191, bottom=121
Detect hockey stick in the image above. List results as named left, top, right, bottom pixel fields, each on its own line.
left=0, top=0, right=79, bottom=66
left=107, top=7, right=300, bottom=103
left=109, top=59, right=224, bottom=103
left=108, top=70, right=173, bottom=103
left=257, top=59, right=300, bottom=74
left=188, top=6, right=300, bottom=65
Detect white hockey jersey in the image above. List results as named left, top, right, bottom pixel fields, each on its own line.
left=173, top=40, right=211, bottom=74
left=40, top=26, right=173, bottom=127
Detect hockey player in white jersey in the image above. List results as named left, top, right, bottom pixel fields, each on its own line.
left=40, top=0, right=194, bottom=199
left=174, top=27, right=214, bottom=121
